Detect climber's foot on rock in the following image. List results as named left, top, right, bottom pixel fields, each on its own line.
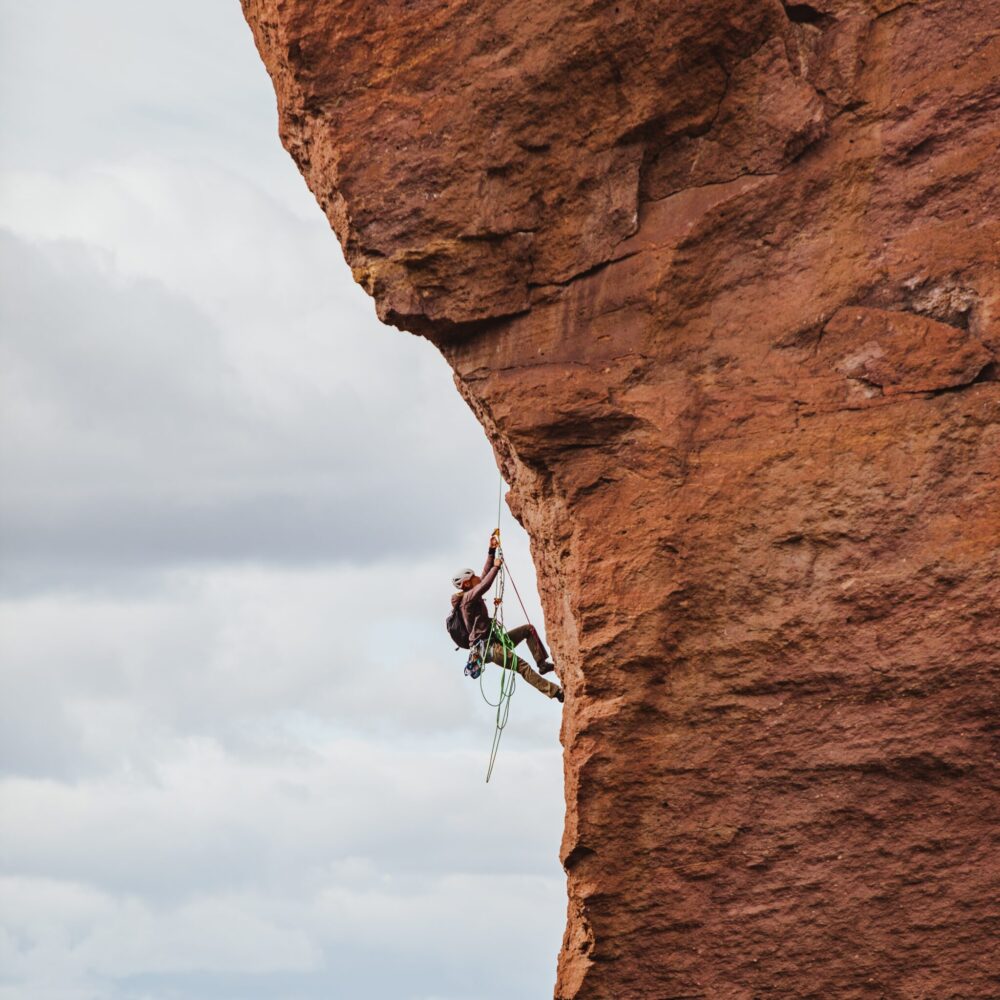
left=539, top=660, right=556, bottom=675
left=555, top=689, right=564, bottom=703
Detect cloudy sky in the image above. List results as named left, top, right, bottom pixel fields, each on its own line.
left=0, top=4, right=565, bottom=998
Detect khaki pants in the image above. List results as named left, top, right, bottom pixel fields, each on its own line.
left=483, top=624, right=561, bottom=699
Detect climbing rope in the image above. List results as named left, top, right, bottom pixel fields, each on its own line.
left=479, top=579, right=517, bottom=783
left=496, top=474, right=504, bottom=537
left=477, top=474, right=537, bottom=783
left=503, top=559, right=533, bottom=628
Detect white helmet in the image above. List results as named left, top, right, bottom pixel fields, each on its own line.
left=452, top=567, right=476, bottom=589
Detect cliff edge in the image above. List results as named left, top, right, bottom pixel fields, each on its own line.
left=241, top=1, right=1000, bottom=995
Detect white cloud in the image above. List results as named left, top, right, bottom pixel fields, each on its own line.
left=0, top=561, right=561, bottom=777
left=0, top=736, right=564, bottom=997
left=0, top=3, right=565, bottom=997
left=0, top=220, right=503, bottom=579
left=0, top=877, right=321, bottom=980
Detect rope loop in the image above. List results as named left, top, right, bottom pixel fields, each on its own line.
left=479, top=553, right=517, bottom=782
left=478, top=474, right=542, bottom=783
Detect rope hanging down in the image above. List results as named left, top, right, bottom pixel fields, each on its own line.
left=479, top=560, right=516, bottom=783
left=478, top=475, right=540, bottom=783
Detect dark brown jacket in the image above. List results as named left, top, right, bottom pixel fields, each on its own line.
left=452, top=547, right=500, bottom=644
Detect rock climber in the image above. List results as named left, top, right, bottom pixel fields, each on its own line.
left=448, top=531, right=564, bottom=702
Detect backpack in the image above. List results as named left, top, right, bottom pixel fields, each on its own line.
left=446, top=596, right=471, bottom=649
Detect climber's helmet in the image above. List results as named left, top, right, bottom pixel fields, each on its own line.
left=452, top=567, right=477, bottom=590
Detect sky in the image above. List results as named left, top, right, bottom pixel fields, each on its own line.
left=0, top=4, right=566, bottom=998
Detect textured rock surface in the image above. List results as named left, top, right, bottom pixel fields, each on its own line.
left=242, top=1, right=1000, bottom=996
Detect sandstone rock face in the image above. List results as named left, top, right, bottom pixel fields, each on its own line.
left=242, top=1, right=1000, bottom=996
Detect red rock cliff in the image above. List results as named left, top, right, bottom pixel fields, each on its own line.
left=241, top=1, right=1000, bottom=996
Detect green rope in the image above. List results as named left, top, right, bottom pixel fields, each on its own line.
left=478, top=475, right=518, bottom=783
left=479, top=562, right=519, bottom=782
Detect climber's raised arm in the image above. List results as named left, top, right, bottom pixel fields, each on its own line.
left=480, top=529, right=501, bottom=578
left=470, top=538, right=501, bottom=601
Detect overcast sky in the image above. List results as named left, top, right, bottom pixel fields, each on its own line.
left=0, top=4, right=565, bottom=998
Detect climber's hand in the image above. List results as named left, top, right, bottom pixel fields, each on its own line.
left=489, top=529, right=501, bottom=548
left=494, top=556, right=503, bottom=568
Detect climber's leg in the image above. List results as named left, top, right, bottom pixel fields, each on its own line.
left=485, top=641, right=561, bottom=699
left=505, top=623, right=551, bottom=669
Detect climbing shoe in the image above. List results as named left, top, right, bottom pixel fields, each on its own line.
left=555, top=689, right=564, bottom=703
left=539, top=660, right=556, bottom=675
